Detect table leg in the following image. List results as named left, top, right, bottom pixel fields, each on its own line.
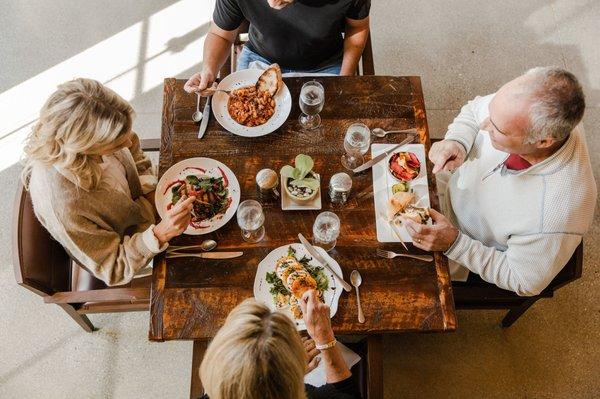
left=367, top=335, right=383, bottom=399
left=190, top=340, right=209, bottom=399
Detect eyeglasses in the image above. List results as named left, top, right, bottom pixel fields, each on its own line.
left=488, top=117, right=508, bottom=136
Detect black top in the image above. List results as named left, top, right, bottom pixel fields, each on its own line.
left=198, top=376, right=361, bottom=399
left=213, top=0, right=370, bottom=70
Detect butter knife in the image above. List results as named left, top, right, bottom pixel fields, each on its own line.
left=197, top=95, right=212, bottom=139
left=298, top=233, right=352, bottom=292
left=166, top=251, right=242, bottom=259
left=353, top=134, right=416, bottom=174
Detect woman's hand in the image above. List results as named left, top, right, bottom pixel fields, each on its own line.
left=302, top=336, right=321, bottom=373
left=153, top=195, right=196, bottom=246
left=300, top=290, right=335, bottom=345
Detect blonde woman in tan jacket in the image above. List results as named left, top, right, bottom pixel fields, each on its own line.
left=22, top=78, right=195, bottom=286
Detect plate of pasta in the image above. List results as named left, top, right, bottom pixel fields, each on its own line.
left=253, top=243, right=343, bottom=330
left=212, top=66, right=292, bottom=137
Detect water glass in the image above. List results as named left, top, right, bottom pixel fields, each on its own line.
left=236, top=200, right=265, bottom=243
left=341, top=122, right=371, bottom=170
left=298, top=80, right=325, bottom=130
left=312, top=211, right=341, bottom=252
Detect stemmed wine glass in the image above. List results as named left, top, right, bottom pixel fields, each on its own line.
left=298, top=81, right=325, bottom=130
left=341, top=122, right=371, bottom=170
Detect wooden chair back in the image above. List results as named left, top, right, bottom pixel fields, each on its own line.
left=12, top=181, right=72, bottom=297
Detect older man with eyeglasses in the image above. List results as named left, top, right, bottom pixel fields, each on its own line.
left=401, top=67, right=597, bottom=296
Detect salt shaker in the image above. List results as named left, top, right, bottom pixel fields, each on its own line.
left=328, top=172, right=352, bottom=204
left=256, top=168, right=280, bottom=199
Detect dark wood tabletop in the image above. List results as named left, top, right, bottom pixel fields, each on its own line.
left=149, top=76, right=456, bottom=341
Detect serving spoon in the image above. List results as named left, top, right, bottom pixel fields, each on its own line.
left=372, top=127, right=417, bottom=138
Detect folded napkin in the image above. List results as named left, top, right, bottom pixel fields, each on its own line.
left=304, top=342, right=361, bottom=387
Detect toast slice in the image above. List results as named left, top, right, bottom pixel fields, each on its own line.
left=256, top=64, right=283, bottom=97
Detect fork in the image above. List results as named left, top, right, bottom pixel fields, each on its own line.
left=376, top=248, right=434, bottom=262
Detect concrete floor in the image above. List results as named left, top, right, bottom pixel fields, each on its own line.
left=1, top=0, right=598, bottom=398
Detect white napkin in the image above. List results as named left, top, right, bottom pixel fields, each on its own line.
left=304, top=342, right=361, bottom=387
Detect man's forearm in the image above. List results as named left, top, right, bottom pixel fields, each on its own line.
left=202, top=31, right=234, bottom=75
left=340, top=26, right=369, bottom=76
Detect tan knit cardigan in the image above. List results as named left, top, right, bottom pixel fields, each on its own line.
left=28, top=134, right=162, bottom=286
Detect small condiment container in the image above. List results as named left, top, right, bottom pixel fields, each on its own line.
left=256, top=168, right=280, bottom=199
left=328, top=172, right=352, bottom=204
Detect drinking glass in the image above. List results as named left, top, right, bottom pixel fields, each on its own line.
left=312, top=211, right=341, bottom=252
left=236, top=200, right=265, bottom=243
left=298, top=80, right=325, bottom=130
left=341, top=122, right=371, bottom=170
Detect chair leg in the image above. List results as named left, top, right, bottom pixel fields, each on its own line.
left=501, top=297, right=540, bottom=328
left=366, top=335, right=383, bottom=399
left=190, top=340, right=208, bottom=399
left=57, top=304, right=96, bottom=332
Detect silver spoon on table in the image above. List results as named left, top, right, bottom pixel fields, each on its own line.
left=350, top=270, right=365, bottom=324
left=372, top=127, right=417, bottom=138
left=168, top=239, right=217, bottom=253
left=192, top=93, right=203, bottom=122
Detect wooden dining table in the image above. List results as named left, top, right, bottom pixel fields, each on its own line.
left=149, top=75, right=456, bottom=396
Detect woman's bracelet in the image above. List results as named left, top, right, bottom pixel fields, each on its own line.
left=315, top=339, right=337, bottom=351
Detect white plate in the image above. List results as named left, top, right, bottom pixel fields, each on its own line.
left=280, top=174, right=322, bottom=211
left=372, top=143, right=431, bottom=243
left=155, top=157, right=241, bottom=235
left=253, top=243, right=343, bottom=330
left=212, top=69, right=292, bottom=137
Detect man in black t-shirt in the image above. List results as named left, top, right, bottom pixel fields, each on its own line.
left=184, top=0, right=371, bottom=93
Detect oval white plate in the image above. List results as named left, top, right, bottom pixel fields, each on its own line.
left=212, top=69, right=292, bottom=137
left=253, top=243, right=343, bottom=330
left=155, top=157, right=241, bottom=235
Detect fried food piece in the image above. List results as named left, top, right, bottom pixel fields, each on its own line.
left=287, top=270, right=317, bottom=299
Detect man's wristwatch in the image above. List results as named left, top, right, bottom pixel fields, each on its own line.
left=315, top=339, right=337, bottom=351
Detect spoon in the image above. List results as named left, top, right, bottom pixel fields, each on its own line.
left=192, top=93, right=203, bottom=122
left=168, top=239, right=217, bottom=252
left=350, top=270, right=365, bottom=324
left=372, top=127, right=417, bottom=138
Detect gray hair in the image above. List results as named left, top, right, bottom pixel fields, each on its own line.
left=523, top=66, right=585, bottom=144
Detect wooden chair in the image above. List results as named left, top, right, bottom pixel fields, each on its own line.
left=453, top=242, right=583, bottom=327
left=12, top=139, right=160, bottom=332
left=219, top=22, right=375, bottom=78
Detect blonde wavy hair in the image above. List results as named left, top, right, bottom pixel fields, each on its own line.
left=200, top=299, right=307, bottom=399
left=22, top=78, right=134, bottom=190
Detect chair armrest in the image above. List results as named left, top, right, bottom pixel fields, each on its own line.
left=140, top=138, right=160, bottom=152
left=44, top=287, right=150, bottom=304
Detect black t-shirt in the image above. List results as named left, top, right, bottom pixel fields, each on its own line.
left=213, top=0, right=370, bottom=70
left=197, top=376, right=361, bottom=399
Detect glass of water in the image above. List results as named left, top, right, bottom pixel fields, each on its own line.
left=312, top=211, right=341, bottom=252
left=341, top=122, right=371, bottom=170
left=298, top=80, right=325, bottom=130
left=236, top=200, right=265, bottom=243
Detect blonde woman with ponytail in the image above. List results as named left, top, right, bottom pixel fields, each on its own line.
left=199, top=292, right=361, bottom=399
left=22, top=78, right=195, bottom=286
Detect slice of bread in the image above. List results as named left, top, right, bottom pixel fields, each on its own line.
left=256, top=64, right=283, bottom=97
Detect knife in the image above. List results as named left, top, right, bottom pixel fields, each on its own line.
left=197, top=94, right=212, bottom=139
left=353, top=134, right=416, bottom=174
left=166, top=251, right=243, bottom=259
left=298, top=233, right=352, bottom=292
